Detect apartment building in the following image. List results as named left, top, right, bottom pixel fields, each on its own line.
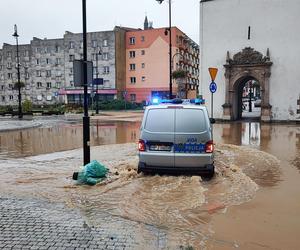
left=125, top=18, right=199, bottom=103
left=0, top=27, right=129, bottom=106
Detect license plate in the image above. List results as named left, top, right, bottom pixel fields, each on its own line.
left=149, top=145, right=172, bottom=151
left=174, top=143, right=205, bottom=153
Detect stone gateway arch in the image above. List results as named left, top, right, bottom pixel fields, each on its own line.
left=222, top=47, right=273, bottom=121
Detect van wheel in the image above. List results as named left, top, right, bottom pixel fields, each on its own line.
left=137, top=162, right=144, bottom=174
left=205, top=169, right=215, bottom=179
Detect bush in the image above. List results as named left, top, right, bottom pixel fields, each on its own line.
left=22, top=99, right=33, bottom=113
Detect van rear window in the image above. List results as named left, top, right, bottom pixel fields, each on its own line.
left=175, top=109, right=206, bottom=133
left=145, top=109, right=175, bottom=132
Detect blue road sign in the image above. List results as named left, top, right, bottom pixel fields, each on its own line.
left=209, top=81, right=217, bottom=93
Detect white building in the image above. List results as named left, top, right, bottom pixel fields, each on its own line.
left=200, top=0, right=300, bottom=121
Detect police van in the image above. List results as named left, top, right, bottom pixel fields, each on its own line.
left=138, top=98, right=215, bottom=177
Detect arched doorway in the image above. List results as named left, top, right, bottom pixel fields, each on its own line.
left=222, top=47, right=273, bottom=121
left=234, top=76, right=261, bottom=120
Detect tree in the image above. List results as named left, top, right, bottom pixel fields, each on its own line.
left=172, top=70, right=187, bottom=79
left=13, top=81, right=25, bottom=90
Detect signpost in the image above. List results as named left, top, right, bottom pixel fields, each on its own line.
left=208, top=68, right=218, bottom=119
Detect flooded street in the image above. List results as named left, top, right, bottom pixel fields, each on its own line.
left=0, top=116, right=299, bottom=249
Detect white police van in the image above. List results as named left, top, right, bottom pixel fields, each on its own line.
left=138, top=98, right=215, bottom=177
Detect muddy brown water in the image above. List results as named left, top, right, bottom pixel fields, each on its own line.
left=0, top=120, right=300, bottom=249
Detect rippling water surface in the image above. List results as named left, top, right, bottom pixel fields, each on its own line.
left=0, top=119, right=300, bottom=249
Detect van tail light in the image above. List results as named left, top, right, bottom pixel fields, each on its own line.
left=205, top=140, right=214, bottom=153
left=138, top=139, right=146, bottom=152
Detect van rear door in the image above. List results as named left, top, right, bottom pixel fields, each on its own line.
left=140, top=108, right=175, bottom=167
left=174, top=108, right=211, bottom=167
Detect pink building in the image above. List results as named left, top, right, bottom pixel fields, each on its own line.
left=125, top=18, right=199, bottom=103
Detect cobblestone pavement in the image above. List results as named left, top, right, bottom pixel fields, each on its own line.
left=0, top=197, right=169, bottom=250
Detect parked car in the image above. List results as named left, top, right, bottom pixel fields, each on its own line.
left=138, top=99, right=215, bottom=177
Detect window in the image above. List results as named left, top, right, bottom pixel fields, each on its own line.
left=7, top=51, right=12, bottom=58
left=93, top=67, right=98, bottom=76
left=1, top=96, right=5, bottom=102
left=56, top=58, right=61, bottom=65
left=141, top=36, right=145, bottom=42
left=25, top=72, right=29, bottom=79
left=130, top=64, right=136, bottom=71
left=7, top=62, right=12, bottom=68
left=55, top=82, right=61, bottom=88
left=92, top=53, right=97, bottom=61
left=175, top=109, right=206, bottom=133
left=142, top=76, right=146, bottom=82
left=70, top=81, right=74, bottom=86
left=36, top=59, right=40, bottom=65
left=141, top=50, right=145, bottom=55
left=46, top=82, right=52, bottom=89
left=92, top=40, right=97, bottom=48
left=7, top=73, right=12, bottom=79
left=0, top=65, right=2, bottom=70
left=103, top=66, right=110, bottom=74
left=69, top=41, right=75, bottom=49
left=103, top=39, right=108, bottom=47
left=141, top=63, right=145, bottom=68
left=25, top=50, right=29, bottom=57
left=46, top=58, right=50, bottom=64
left=56, top=70, right=62, bottom=77
left=69, top=55, right=74, bottom=62
left=46, top=47, right=51, bottom=53
left=129, top=51, right=135, bottom=58
left=37, top=82, right=42, bottom=88
left=69, top=68, right=73, bottom=75
left=55, top=45, right=60, bottom=53
left=46, top=70, right=51, bottom=77
left=145, top=109, right=175, bottom=133
left=102, top=53, right=109, bottom=60
left=8, top=84, right=13, bottom=89
left=130, top=94, right=136, bottom=102
left=0, top=55, right=2, bottom=61
left=1, top=85, right=4, bottom=90
left=129, top=37, right=135, bottom=45
left=9, top=95, right=13, bottom=100
left=103, top=80, right=110, bottom=86
left=130, top=77, right=136, bottom=84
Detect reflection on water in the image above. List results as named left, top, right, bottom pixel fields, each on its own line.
left=1, top=120, right=300, bottom=177
left=0, top=121, right=141, bottom=159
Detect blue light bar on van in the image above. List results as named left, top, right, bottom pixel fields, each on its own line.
left=150, top=98, right=205, bottom=105
left=152, top=98, right=160, bottom=104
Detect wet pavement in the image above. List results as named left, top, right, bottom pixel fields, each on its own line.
left=0, top=116, right=300, bottom=249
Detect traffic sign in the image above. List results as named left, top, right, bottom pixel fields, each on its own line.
left=208, top=67, right=218, bottom=81
left=209, top=81, right=217, bottom=93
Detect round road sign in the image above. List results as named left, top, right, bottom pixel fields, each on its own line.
left=209, top=81, right=217, bottom=93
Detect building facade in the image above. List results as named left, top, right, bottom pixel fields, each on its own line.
left=200, top=0, right=300, bottom=121
left=0, top=27, right=129, bottom=106
left=125, top=19, right=199, bottom=103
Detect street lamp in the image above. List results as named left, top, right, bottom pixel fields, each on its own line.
left=82, top=0, right=90, bottom=165
left=95, top=50, right=102, bottom=114
left=12, top=24, right=23, bottom=119
left=156, top=0, right=172, bottom=99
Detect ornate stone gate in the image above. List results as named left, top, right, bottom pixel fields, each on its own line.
left=222, top=47, right=273, bottom=121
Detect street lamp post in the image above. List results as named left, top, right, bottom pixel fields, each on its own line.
left=156, top=0, right=172, bottom=99
left=12, top=24, right=22, bottom=119
left=82, top=0, right=90, bottom=165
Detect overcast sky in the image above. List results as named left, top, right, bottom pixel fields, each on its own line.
left=1, top=0, right=199, bottom=46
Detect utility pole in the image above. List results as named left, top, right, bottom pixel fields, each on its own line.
left=156, top=0, right=172, bottom=98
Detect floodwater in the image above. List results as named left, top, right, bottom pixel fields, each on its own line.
left=0, top=118, right=300, bottom=249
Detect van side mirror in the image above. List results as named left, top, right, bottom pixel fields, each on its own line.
left=210, top=118, right=216, bottom=124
